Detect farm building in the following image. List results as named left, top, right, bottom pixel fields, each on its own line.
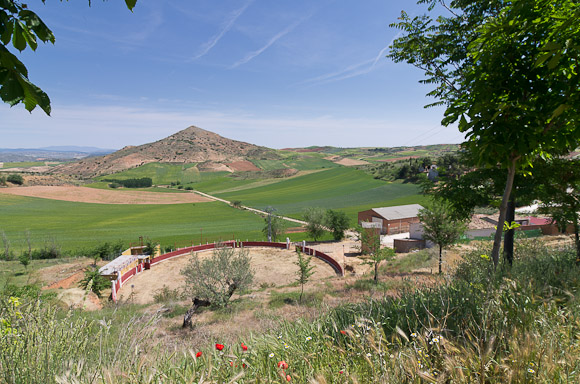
left=358, top=204, right=423, bottom=235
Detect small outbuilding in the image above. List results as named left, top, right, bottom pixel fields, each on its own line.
left=358, top=204, right=423, bottom=235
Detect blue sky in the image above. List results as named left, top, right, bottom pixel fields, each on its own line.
left=1, top=0, right=465, bottom=149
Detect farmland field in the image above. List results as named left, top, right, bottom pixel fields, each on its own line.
left=213, top=167, right=425, bottom=220
left=94, top=163, right=226, bottom=185
left=0, top=194, right=267, bottom=253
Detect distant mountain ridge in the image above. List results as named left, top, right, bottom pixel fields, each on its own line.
left=0, top=146, right=114, bottom=162
left=54, top=126, right=279, bottom=178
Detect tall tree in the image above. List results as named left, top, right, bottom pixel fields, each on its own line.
left=262, top=213, right=286, bottom=242
left=303, top=207, right=326, bottom=241
left=0, top=0, right=137, bottom=114
left=417, top=200, right=466, bottom=274
left=325, top=209, right=350, bottom=241
left=389, top=0, right=580, bottom=267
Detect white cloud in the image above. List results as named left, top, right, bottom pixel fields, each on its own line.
left=191, top=0, right=255, bottom=61
left=0, top=104, right=463, bottom=149
left=230, top=11, right=314, bottom=69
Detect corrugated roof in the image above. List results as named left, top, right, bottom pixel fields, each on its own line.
left=372, top=204, right=423, bottom=221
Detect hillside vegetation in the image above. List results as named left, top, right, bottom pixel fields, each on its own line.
left=2, top=239, right=578, bottom=383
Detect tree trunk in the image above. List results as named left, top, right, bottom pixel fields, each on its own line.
left=182, top=298, right=211, bottom=328
left=374, top=262, right=378, bottom=282
left=574, top=218, right=580, bottom=265
left=491, top=158, right=517, bottom=268
left=504, top=196, right=515, bottom=266
left=439, top=245, right=442, bottom=274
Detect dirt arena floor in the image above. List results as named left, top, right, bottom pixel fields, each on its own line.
left=117, top=247, right=337, bottom=304
left=0, top=186, right=212, bottom=204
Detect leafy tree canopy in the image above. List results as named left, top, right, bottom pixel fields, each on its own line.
left=389, top=0, right=580, bottom=265
left=0, top=0, right=137, bottom=114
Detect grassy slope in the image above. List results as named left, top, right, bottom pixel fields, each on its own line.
left=0, top=194, right=266, bottom=252
left=94, top=163, right=229, bottom=185
left=215, top=167, right=425, bottom=220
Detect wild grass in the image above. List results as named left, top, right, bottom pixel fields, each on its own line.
left=2, top=239, right=579, bottom=382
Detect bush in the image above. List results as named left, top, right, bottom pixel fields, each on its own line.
left=181, top=245, right=254, bottom=308
left=103, top=177, right=152, bottom=188
left=78, top=267, right=111, bottom=298
left=6, top=174, right=23, bottom=185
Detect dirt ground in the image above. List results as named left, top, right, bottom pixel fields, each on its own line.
left=226, top=160, right=261, bottom=172
left=0, top=186, right=212, bottom=204
left=117, top=247, right=338, bottom=304
left=34, top=257, right=105, bottom=310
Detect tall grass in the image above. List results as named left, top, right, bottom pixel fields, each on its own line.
left=2, top=239, right=579, bottom=382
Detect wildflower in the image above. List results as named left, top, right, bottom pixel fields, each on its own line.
left=241, top=343, right=248, bottom=351
left=528, top=368, right=535, bottom=374
left=278, top=334, right=283, bottom=339
left=278, top=361, right=289, bottom=370
left=230, top=361, right=234, bottom=367
left=390, top=354, right=395, bottom=359
left=339, top=370, right=344, bottom=374
left=196, top=351, right=202, bottom=358
left=269, top=353, right=275, bottom=358
left=215, top=343, right=224, bottom=351
left=284, top=343, right=290, bottom=349
left=340, top=330, right=347, bottom=335
left=432, top=336, right=439, bottom=343
left=306, top=336, right=312, bottom=341
left=411, top=332, right=417, bottom=338
left=366, top=353, right=372, bottom=357
left=242, top=363, right=247, bottom=368
left=286, top=374, right=291, bottom=381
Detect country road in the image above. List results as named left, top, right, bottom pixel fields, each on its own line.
left=192, top=190, right=308, bottom=226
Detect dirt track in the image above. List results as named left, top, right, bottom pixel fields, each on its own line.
left=117, top=247, right=337, bottom=304
left=0, top=186, right=212, bottom=204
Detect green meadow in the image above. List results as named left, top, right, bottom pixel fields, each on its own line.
left=1, top=165, right=424, bottom=253
left=94, top=163, right=229, bottom=185
left=0, top=195, right=268, bottom=253
left=213, top=167, right=425, bottom=220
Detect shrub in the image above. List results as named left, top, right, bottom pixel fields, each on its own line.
left=78, top=267, right=111, bottom=298
left=181, top=245, right=254, bottom=308
left=6, top=174, right=23, bottom=185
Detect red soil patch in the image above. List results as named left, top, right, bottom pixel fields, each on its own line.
left=226, top=160, right=261, bottom=172
left=0, top=186, right=212, bottom=204
left=44, top=270, right=85, bottom=290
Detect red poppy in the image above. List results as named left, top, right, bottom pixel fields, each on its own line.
left=241, top=343, right=248, bottom=351
left=340, top=330, right=347, bottom=335
left=230, top=361, right=234, bottom=367
left=286, top=374, right=291, bottom=381
left=278, top=361, right=289, bottom=370
left=242, top=363, right=247, bottom=368
left=339, top=370, right=344, bottom=374
left=215, top=343, right=224, bottom=351
left=195, top=351, right=202, bottom=358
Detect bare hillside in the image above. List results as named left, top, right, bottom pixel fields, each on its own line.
left=54, top=126, right=279, bottom=178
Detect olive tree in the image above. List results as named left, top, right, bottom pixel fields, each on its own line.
left=181, top=245, right=254, bottom=328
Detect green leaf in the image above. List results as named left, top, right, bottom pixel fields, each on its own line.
left=18, top=20, right=37, bottom=51
left=12, top=21, right=26, bottom=51
left=125, top=0, right=137, bottom=11
left=534, top=52, right=552, bottom=67
left=551, top=104, right=569, bottom=120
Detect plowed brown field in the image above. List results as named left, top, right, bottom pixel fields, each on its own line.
left=0, top=186, right=212, bottom=204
